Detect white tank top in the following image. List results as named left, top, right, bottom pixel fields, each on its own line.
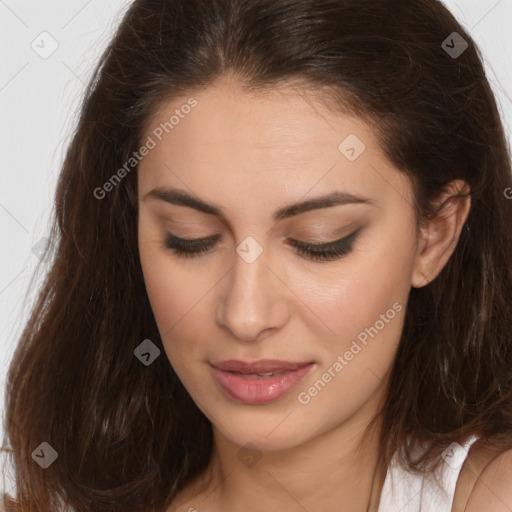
left=377, top=434, right=480, bottom=512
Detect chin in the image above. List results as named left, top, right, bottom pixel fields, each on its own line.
left=207, top=405, right=317, bottom=452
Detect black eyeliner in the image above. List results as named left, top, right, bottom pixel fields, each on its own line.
left=163, top=233, right=220, bottom=255
left=287, top=227, right=362, bottom=261
left=162, top=227, right=362, bottom=262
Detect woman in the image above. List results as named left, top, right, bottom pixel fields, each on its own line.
left=2, top=0, right=512, bottom=511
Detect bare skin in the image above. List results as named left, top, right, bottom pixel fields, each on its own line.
left=136, top=75, right=471, bottom=512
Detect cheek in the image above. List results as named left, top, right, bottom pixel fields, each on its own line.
left=292, top=250, right=410, bottom=425
left=140, top=256, right=201, bottom=342
left=138, top=215, right=205, bottom=330
left=138, top=233, right=220, bottom=376
left=299, top=227, right=415, bottom=397
left=303, top=226, right=414, bottom=339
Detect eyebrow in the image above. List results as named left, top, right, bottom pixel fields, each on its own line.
left=143, top=187, right=377, bottom=222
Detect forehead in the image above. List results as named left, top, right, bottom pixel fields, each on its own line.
left=145, top=78, right=367, bottom=159
left=137, top=78, right=413, bottom=214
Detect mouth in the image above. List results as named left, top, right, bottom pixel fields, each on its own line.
left=210, top=359, right=315, bottom=404
left=211, top=359, right=312, bottom=374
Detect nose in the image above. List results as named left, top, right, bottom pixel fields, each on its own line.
left=215, top=243, right=290, bottom=342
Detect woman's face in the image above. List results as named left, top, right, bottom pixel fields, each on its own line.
left=137, top=77, right=422, bottom=451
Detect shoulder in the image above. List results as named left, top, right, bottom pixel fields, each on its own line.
left=463, top=446, right=512, bottom=512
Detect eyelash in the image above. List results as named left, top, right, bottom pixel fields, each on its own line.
left=162, top=229, right=361, bottom=262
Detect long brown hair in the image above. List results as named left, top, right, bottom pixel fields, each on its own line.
left=3, top=0, right=512, bottom=510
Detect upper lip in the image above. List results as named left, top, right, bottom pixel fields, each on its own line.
left=211, top=359, right=312, bottom=374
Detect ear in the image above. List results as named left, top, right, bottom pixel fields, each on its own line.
left=411, top=179, right=471, bottom=288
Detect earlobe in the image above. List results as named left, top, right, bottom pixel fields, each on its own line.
left=411, top=180, right=471, bottom=289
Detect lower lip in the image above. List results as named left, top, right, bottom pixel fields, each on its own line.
left=211, top=363, right=314, bottom=404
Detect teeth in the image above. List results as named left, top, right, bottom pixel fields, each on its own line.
left=235, top=371, right=276, bottom=377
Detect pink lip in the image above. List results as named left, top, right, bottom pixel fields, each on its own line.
left=210, top=360, right=314, bottom=404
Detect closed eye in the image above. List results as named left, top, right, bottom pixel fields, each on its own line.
left=287, top=227, right=362, bottom=261
left=162, top=228, right=362, bottom=262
